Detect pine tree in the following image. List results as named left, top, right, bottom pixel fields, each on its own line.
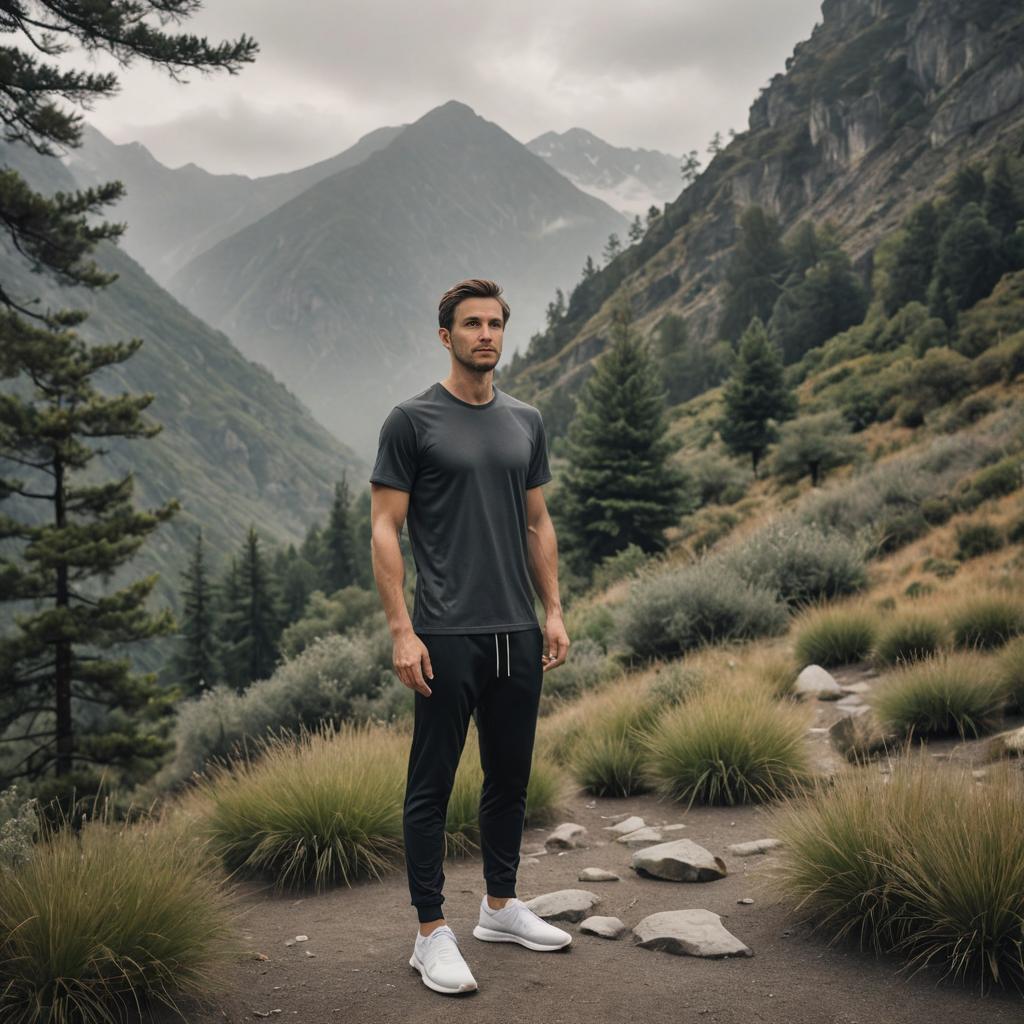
left=680, top=150, right=701, bottom=187
left=322, top=474, right=357, bottom=593
left=928, top=202, right=1004, bottom=325
left=581, top=255, right=597, bottom=279
left=879, top=201, right=939, bottom=316
left=0, top=314, right=180, bottom=789
left=171, top=527, right=219, bottom=696
left=645, top=205, right=661, bottom=229
left=0, top=0, right=258, bottom=799
left=602, top=233, right=622, bottom=264
left=717, top=317, right=797, bottom=477
left=552, top=297, right=690, bottom=578
left=628, top=215, right=644, bottom=244
left=717, top=205, right=789, bottom=343
left=216, top=526, right=282, bottom=689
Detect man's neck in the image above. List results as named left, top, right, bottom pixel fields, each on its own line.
left=441, top=370, right=494, bottom=406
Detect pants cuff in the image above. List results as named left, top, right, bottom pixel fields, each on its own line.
left=416, top=903, right=444, bottom=923
left=486, top=883, right=517, bottom=898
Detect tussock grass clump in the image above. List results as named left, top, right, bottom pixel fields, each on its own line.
left=871, top=652, right=1006, bottom=739
left=947, top=591, right=1024, bottom=650
left=745, top=648, right=801, bottom=699
left=567, top=678, right=663, bottom=797
left=198, top=720, right=407, bottom=892
left=792, top=602, right=879, bottom=668
left=773, top=759, right=1024, bottom=992
left=996, top=636, right=1024, bottom=712
left=0, top=808, right=241, bottom=1024
left=617, top=558, right=788, bottom=662
left=641, top=687, right=811, bottom=807
left=871, top=610, right=947, bottom=667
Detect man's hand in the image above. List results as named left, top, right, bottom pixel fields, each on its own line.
left=541, top=614, right=570, bottom=672
left=393, top=630, right=434, bottom=696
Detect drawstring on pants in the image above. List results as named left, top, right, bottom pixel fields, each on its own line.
left=493, top=632, right=510, bottom=678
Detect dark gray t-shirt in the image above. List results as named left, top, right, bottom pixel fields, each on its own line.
left=369, top=381, right=552, bottom=634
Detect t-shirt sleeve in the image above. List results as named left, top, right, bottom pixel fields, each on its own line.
left=369, top=406, right=418, bottom=492
left=526, top=410, right=552, bottom=489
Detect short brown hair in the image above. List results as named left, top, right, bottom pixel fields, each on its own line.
left=438, top=279, right=511, bottom=333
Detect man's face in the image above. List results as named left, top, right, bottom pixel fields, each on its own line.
left=441, top=297, right=504, bottom=373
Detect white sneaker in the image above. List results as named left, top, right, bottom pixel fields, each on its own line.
left=408, top=924, right=478, bottom=994
left=472, top=895, right=573, bottom=951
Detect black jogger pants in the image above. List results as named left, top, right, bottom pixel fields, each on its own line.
left=402, top=626, right=545, bottom=923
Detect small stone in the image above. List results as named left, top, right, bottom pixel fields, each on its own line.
left=727, top=839, right=782, bottom=857
left=737, top=898, right=754, bottom=905
left=284, top=940, right=295, bottom=947
left=578, top=867, right=620, bottom=882
left=633, top=910, right=752, bottom=958
left=835, top=694, right=865, bottom=710
left=604, top=815, right=646, bottom=835
left=305, top=950, right=316, bottom=958
left=520, top=857, right=540, bottom=867
left=545, top=822, right=588, bottom=850
left=295, top=935, right=309, bottom=942
left=795, top=664, right=842, bottom=699
left=662, top=823, right=687, bottom=832
left=617, top=826, right=664, bottom=846
left=580, top=915, right=628, bottom=939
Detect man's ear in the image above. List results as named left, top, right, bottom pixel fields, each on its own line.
left=438, top=327, right=451, bottom=350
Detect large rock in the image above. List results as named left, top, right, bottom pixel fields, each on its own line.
left=989, top=725, right=1024, bottom=758
left=631, top=839, right=727, bottom=882
left=580, top=915, right=627, bottom=939
left=545, top=822, right=587, bottom=850
left=603, top=815, right=645, bottom=835
left=522, top=889, right=601, bottom=923
left=633, top=910, right=752, bottom=958
left=829, top=708, right=894, bottom=760
left=795, top=664, right=842, bottom=699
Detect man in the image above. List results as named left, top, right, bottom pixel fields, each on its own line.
left=369, top=278, right=571, bottom=996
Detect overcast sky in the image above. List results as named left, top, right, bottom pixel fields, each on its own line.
left=57, top=0, right=824, bottom=178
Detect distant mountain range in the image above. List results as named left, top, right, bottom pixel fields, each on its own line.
left=65, top=122, right=403, bottom=287
left=0, top=138, right=364, bottom=632
left=159, top=101, right=629, bottom=456
left=526, top=127, right=681, bottom=218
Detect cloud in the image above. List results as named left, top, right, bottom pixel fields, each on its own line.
left=53, top=0, right=823, bottom=176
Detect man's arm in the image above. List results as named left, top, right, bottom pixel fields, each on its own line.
left=370, top=482, right=433, bottom=696
left=525, top=486, right=569, bottom=671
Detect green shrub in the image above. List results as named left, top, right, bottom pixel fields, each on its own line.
left=154, top=628, right=393, bottom=792
left=537, top=636, right=620, bottom=706
left=592, top=543, right=651, bottom=591
left=919, top=496, right=954, bottom=525
left=749, top=649, right=801, bottom=699
left=773, top=759, right=1024, bottom=991
left=642, top=688, right=811, bottom=806
left=872, top=652, right=1006, bottom=739
left=1009, top=510, right=1024, bottom=544
left=958, top=456, right=1023, bottom=510
left=721, top=518, right=869, bottom=609
left=565, top=602, right=618, bottom=650
left=647, top=663, right=707, bottom=709
left=871, top=611, right=946, bottom=667
left=687, top=448, right=751, bottom=505
left=617, top=558, right=789, bottom=662
left=940, top=393, right=996, bottom=432
left=955, top=520, right=1005, bottom=560
left=904, top=580, right=936, bottom=598
left=948, top=592, right=1024, bottom=650
left=278, top=586, right=383, bottom=657
left=996, top=637, right=1024, bottom=712
left=793, top=604, right=878, bottom=668
left=0, top=786, right=40, bottom=869
left=0, top=808, right=241, bottom=1024
left=922, top=556, right=958, bottom=579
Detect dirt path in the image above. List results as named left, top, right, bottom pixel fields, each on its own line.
left=139, top=781, right=1021, bottom=1024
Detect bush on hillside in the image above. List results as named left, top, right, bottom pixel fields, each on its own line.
left=957, top=456, right=1023, bottom=510
left=773, top=759, right=1024, bottom=991
left=792, top=603, right=878, bottom=668
left=954, top=521, right=1005, bottom=560
left=871, top=611, right=946, bottom=667
left=872, top=652, right=1006, bottom=739
left=642, top=688, right=810, bottom=806
left=616, top=558, right=788, bottom=662
left=720, top=518, right=869, bottom=609
left=537, top=636, right=619, bottom=706
left=591, top=543, right=650, bottom=591
left=687, top=448, right=751, bottom=505
left=153, top=629, right=394, bottom=792
left=996, top=637, right=1024, bottom=712
left=948, top=592, right=1024, bottom=650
